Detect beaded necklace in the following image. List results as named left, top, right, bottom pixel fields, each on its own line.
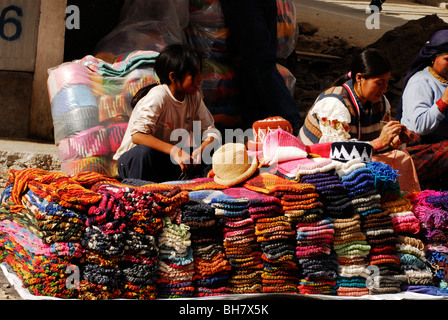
left=429, top=66, right=448, bottom=84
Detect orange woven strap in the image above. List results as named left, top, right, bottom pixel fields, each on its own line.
left=7, top=168, right=50, bottom=212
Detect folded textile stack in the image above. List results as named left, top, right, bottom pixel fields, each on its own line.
left=381, top=196, right=432, bottom=286
left=181, top=199, right=231, bottom=297
left=295, top=217, right=338, bottom=295
left=300, top=169, right=354, bottom=219
left=0, top=169, right=105, bottom=299
left=396, top=235, right=433, bottom=286
left=0, top=193, right=83, bottom=299
left=79, top=188, right=126, bottom=299
left=120, top=185, right=190, bottom=298
left=210, top=195, right=263, bottom=294
left=19, top=189, right=86, bottom=247
left=157, top=218, right=195, bottom=298
left=256, top=215, right=298, bottom=293
left=338, top=161, right=382, bottom=218
left=334, top=159, right=405, bottom=294
left=119, top=187, right=164, bottom=299
left=246, top=172, right=337, bottom=294
left=244, top=172, right=323, bottom=222
left=361, top=209, right=406, bottom=294
left=332, top=214, right=370, bottom=296
left=79, top=183, right=170, bottom=299
left=221, top=187, right=298, bottom=293
left=338, top=161, right=405, bottom=293
left=0, top=230, right=79, bottom=298
left=368, top=161, right=432, bottom=288
left=407, top=190, right=448, bottom=289
left=330, top=160, right=372, bottom=296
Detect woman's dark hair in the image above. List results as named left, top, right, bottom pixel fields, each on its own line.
left=154, top=43, right=202, bottom=85
left=333, top=48, right=392, bottom=86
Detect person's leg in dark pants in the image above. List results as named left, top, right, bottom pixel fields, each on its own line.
left=369, top=0, right=385, bottom=11
left=117, top=145, right=182, bottom=183
left=220, top=0, right=302, bottom=134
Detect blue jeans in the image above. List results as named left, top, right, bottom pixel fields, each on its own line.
left=220, top=0, right=302, bottom=134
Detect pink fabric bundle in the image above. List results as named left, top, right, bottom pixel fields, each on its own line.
left=389, top=211, right=421, bottom=235
left=47, top=62, right=92, bottom=101
left=57, top=126, right=111, bottom=161
left=106, top=122, right=128, bottom=152
left=295, top=217, right=334, bottom=258
left=263, top=129, right=308, bottom=166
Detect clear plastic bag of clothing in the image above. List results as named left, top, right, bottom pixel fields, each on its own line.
left=47, top=53, right=158, bottom=178
left=93, top=0, right=188, bottom=57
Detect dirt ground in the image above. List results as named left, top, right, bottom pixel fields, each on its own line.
left=291, top=0, right=448, bottom=118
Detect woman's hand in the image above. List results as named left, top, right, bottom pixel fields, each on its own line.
left=378, top=121, right=403, bottom=145
left=371, top=121, right=404, bottom=151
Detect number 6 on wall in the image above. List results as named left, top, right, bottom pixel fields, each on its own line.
left=0, top=5, right=23, bottom=41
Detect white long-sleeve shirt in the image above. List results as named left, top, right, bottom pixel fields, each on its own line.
left=113, top=84, right=221, bottom=160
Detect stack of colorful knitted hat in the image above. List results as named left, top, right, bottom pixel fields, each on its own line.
left=244, top=172, right=324, bottom=223
left=407, top=190, right=448, bottom=289
left=381, top=195, right=432, bottom=287
left=338, top=160, right=382, bottom=218
left=256, top=214, right=298, bottom=293
left=244, top=172, right=334, bottom=293
left=80, top=183, right=169, bottom=299
left=79, top=188, right=126, bottom=299
left=335, top=157, right=398, bottom=295
left=295, top=215, right=338, bottom=295
left=332, top=214, right=371, bottom=296
left=344, top=162, right=405, bottom=295
left=181, top=199, right=231, bottom=297
left=368, top=161, right=431, bottom=290
left=361, top=208, right=406, bottom=294
left=117, top=187, right=164, bottom=299
left=120, top=185, right=191, bottom=299
left=157, top=217, right=195, bottom=298
left=221, top=187, right=299, bottom=293
left=300, top=169, right=354, bottom=219
left=21, top=189, right=86, bottom=247
left=210, top=195, right=263, bottom=294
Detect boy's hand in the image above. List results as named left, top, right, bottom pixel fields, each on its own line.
left=171, top=147, right=193, bottom=172
left=191, top=148, right=202, bottom=166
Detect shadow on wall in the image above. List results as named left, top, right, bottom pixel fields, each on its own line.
left=64, top=0, right=125, bottom=62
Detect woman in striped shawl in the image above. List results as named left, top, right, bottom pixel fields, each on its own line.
left=298, top=48, right=420, bottom=193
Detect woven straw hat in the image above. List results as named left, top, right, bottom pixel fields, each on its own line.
left=212, top=143, right=258, bottom=187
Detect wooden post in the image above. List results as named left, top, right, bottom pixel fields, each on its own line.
left=29, top=0, right=67, bottom=141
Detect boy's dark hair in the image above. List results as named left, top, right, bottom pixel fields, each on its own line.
left=154, top=43, right=202, bottom=85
